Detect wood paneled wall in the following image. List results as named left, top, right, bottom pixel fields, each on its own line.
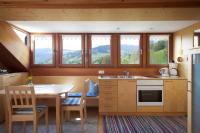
left=30, top=67, right=160, bottom=76
left=173, top=22, right=200, bottom=78
left=0, top=22, right=29, bottom=72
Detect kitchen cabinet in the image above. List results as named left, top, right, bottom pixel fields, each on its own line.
left=0, top=72, right=28, bottom=122
left=99, top=79, right=118, bottom=113
left=164, top=79, right=187, bottom=112
left=118, top=80, right=136, bottom=112
left=99, top=78, right=187, bottom=114
left=137, top=106, right=163, bottom=112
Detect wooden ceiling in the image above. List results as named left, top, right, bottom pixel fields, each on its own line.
left=0, top=0, right=200, bottom=8
left=1, top=8, right=200, bottom=21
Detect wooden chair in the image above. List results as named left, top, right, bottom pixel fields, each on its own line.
left=61, top=79, right=90, bottom=130
left=5, top=85, right=48, bottom=133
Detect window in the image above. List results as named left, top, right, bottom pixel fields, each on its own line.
left=194, top=33, right=200, bottom=47
left=148, top=35, right=169, bottom=65
left=194, top=35, right=198, bottom=47
left=60, top=34, right=84, bottom=66
left=89, top=35, right=112, bottom=66
left=32, top=34, right=54, bottom=65
left=119, top=35, right=141, bottom=66
left=13, top=29, right=28, bottom=45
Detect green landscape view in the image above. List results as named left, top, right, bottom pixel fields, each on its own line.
left=149, top=40, right=168, bottom=64
left=120, top=45, right=140, bottom=64
left=34, top=41, right=167, bottom=65
left=35, top=44, right=141, bottom=65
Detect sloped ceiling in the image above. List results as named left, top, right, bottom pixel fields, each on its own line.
left=0, top=22, right=29, bottom=72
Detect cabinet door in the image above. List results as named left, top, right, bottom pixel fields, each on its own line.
left=164, top=80, right=187, bottom=112
left=99, top=80, right=118, bottom=113
left=118, top=80, right=136, bottom=112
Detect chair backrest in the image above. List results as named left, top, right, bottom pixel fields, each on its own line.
left=5, top=85, right=36, bottom=115
left=81, top=79, right=91, bottom=100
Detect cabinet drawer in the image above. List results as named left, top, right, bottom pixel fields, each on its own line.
left=99, top=80, right=117, bottom=86
left=99, top=97, right=117, bottom=104
left=99, top=86, right=117, bottom=93
left=99, top=105, right=117, bottom=112
left=100, top=91, right=117, bottom=98
left=99, top=103, right=117, bottom=112
left=137, top=106, right=163, bottom=112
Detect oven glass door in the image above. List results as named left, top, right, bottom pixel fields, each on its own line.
left=137, top=86, right=163, bottom=106
left=139, top=90, right=162, bottom=102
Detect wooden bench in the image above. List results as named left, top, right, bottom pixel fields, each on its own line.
left=85, top=96, right=99, bottom=107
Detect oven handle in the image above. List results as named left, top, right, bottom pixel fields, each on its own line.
left=137, top=85, right=163, bottom=90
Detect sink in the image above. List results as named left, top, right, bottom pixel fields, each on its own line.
left=117, top=75, right=147, bottom=79
left=99, top=76, right=118, bottom=79
left=99, top=75, right=149, bottom=79
left=131, top=76, right=149, bottom=79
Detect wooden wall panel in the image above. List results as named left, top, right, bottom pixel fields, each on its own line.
left=32, top=76, right=98, bottom=92
left=30, top=67, right=160, bottom=76
left=0, top=21, right=29, bottom=71
left=173, top=22, right=200, bottom=78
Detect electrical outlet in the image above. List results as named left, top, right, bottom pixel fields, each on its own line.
left=98, top=70, right=105, bottom=74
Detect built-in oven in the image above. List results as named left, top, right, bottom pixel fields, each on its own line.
left=137, top=80, right=163, bottom=106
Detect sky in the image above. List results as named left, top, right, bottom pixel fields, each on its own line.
left=34, top=34, right=145, bottom=50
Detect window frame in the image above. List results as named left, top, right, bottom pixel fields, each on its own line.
left=147, top=33, right=173, bottom=67
left=118, top=33, right=143, bottom=67
left=87, top=33, right=114, bottom=68
left=59, top=33, right=85, bottom=68
left=31, top=33, right=56, bottom=67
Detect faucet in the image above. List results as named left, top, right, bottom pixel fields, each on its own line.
left=123, top=71, right=129, bottom=77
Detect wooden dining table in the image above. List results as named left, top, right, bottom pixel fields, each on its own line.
left=0, top=84, right=74, bottom=133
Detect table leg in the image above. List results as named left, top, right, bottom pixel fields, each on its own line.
left=56, top=95, right=61, bottom=133
left=4, top=96, right=8, bottom=133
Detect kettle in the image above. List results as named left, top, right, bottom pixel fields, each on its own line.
left=159, top=67, right=169, bottom=77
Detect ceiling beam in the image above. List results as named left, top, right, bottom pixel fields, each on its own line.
left=1, top=8, right=200, bottom=21
left=0, top=1, right=200, bottom=8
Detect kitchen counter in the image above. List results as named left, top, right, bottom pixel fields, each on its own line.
left=99, top=75, right=187, bottom=114
left=98, top=75, right=187, bottom=80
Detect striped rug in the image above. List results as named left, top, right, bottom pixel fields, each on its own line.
left=103, top=116, right=187, bottom=133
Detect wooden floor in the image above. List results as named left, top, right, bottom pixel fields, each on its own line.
left=0, top=107, right=98, bottom=133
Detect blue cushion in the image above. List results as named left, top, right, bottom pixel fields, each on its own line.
left=68, top=92, right=82, bottom=97
left=62, top=98, right=81, bottom=106
left=87, top=81, right=98, bottom=97
left=14, top=105, right=47, bottom=114
left=67, top=81, right=99, bottom=97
